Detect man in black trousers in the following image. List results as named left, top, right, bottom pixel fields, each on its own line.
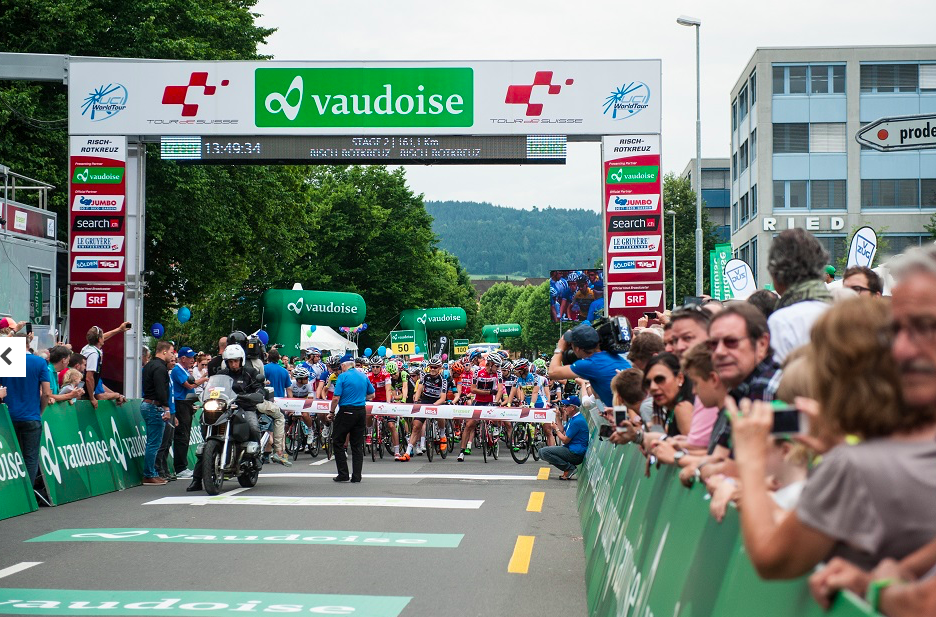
left=327, top=359, right=374, bottom=483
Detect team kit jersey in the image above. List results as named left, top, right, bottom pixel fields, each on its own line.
left=515, top=372, right=549, bottom=407
left=369, top=369, right=391, bottom=402
left=418, top=373, right=448, bottom=404
left=473, top=367, right=499, bottom=404
left=326, top=372, right=339, bottom=399
left=458, top=369, right=474, bottom=400
left=501, top=374, right=518, bottom=400
left=291, top=381, right=312, bottom=398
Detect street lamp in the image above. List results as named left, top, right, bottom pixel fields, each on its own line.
left=677, top=14, right=703, bottom=296
left=666, top=210, right=677, bottom=309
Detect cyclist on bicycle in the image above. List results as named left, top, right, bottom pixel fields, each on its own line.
left=512, top=359, right=555, bottom=446
left=289, top=367, right=317, bottom=445
left=385, top=360, right=403, bottom=401
left=324, top=356, right=343, bottom=400
left=396, top=356, right=447, bottom=461
left=499, top=360, right=517, bottom=406
left=367, top=356, right=400, bottom=455
left=457, top=352, right=501, bottom=462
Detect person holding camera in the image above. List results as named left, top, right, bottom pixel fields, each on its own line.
left=81, top=321, right=131, bottom=410
left=547, top=323, right=632, bottom=409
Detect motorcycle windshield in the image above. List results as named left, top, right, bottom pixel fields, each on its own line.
left=201, top=375, right=236, bottom=404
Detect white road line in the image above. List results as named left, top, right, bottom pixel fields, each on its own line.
left=260, top=472, right=540, bottom=481
left=220, top=487, right=251, bottom=497
left=0, top=562, right=42, bottom=580
left=309, top=458, right=333, bottom=466
left=143, top=495, right=484, bottom=509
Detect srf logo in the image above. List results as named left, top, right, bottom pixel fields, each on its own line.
left=162, top=72, right=230, bottom=117
left=505, top=71, right=573, bottom=117
left=423, top=407, right=438, bottom=416
left=534, top=412, right=547, bottom=420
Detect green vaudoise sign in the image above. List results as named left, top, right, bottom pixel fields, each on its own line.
left=481, top=323, right=522, bottom=343
left=261, top=289, right=367, bottom=354
left=0, top=405, right=38, bottom=520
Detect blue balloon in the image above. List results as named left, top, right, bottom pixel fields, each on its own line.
left=378, top=346, right=387, bottom=357
left=362, top=323, right=368, bottom=330
left=415, top=345, right=421, bottom=354
left=364, top=347, right=373, bottom=356
left=177, top=306, right=191, bottom=324
left=308, top=325, right=317, bottom=334
left=257, top=330, right=269, bottom=345
left=150, top=323, right=165, bottom=339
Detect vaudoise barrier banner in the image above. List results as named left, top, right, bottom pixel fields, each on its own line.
left=577, top=415, right=880, bottom=617
left=275, top=398, right=556, bottom=424
left=0, top=404, right=38, bottom=520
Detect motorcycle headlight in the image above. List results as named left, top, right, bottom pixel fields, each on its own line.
left=204, top=400, right=223, bottom=412
left=202, top=399, right=228, bottom=424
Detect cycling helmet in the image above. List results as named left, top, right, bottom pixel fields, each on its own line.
left=500, top=360, right=513, bottom=372
left=427, top=356, right=443, bottom=368
left=306, top=347, right=321, bottom=356
left=498, top=350, right=509, bottom=359
left=468, top=350, right=483, bottom=361
left=354, top=357, right=366, bottom=366
left=293, top=367, right=310, bottom=380
left=533, top=358, right=547, bottom=371
left=385, top=360, right=399, bottom=375
left=369, top=356, right=384, bottom=367
left=222, top=344, right=246, bottom=364
left=485, top=352, right=503, bottom=367
left=536, top=365, right=548, bottom=376
left=513, top=358, right=530, bottom=371
left=326, top=355, right=342, bottom=368
left=228, top=330, right=248, bottom=350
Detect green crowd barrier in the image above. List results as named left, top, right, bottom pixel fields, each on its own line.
left=0, top=404, right=39, bottom=520
left=577, top=418, right=882, bottom=617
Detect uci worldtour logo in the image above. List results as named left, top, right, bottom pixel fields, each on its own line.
left=603, top=81, right=651, bottom=120
left=80, top=83, right=129, bottom=121
left=607, top=194, right=658, bottom=212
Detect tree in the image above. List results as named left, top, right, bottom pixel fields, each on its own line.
left=926, top=213, right=936, bottom=242
left=662, top=174, right=720, bottom=304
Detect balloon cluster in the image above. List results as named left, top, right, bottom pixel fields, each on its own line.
left=339, top=323, right=368, bottom=334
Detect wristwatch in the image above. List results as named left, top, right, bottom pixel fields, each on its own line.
left=673, top=449, right=687, bottom=462
left=553, top=348, right=562, bottom=355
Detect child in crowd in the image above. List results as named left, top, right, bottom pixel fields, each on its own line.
left=58, top=369, right=84, bottom=404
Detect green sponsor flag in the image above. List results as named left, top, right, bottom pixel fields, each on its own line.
left=0, top=405, right=38, bottom=520
left=710, top=242, right=733, bottom=300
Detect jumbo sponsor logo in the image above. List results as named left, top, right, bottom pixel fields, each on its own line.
left=71, top=257, right=125, bottom=273
left=256, top=67, right=474, bottom=128
left=72, top=195, right=124, bottom=212
left=72, top=167, right=124, bottom=184
left=607, top=215, right=659, bottom=232
left=71, top=235, right=124, bottom=253
left=71, top=216, right=124, bottom=232
left=609, top=235, right=661, bottom=254
left=609, top=256, right=662, bottom=274
left=607, top=194, right=658, bottom=212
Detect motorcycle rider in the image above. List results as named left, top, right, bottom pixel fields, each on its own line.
left=186, top=343, right=275, bottom=492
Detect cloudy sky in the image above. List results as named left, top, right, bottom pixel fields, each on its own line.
left=255, top=0, right=936, bottom=211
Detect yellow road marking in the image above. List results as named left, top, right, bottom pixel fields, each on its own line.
left=526, top=491, right=545, bottom=512
left=537, top=467, right=550, bottom=480
left=508, top=535, right=535, bottom=573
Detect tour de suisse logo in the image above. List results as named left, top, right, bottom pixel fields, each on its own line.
left=162, top=72, right=230, bottom=116
left=504, top=71, right=574, bottom=117
left=80, top=83, right=129, bottom=121
left=603, top=81, right=651, bottom=120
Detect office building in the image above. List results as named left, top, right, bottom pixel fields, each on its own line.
left=680, top=158, right=731, bottom=243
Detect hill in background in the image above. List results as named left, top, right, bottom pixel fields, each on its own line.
left=425, top=200, right=601, bottom=278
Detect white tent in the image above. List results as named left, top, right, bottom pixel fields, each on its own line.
left=298, top=325, right=358, bottom=357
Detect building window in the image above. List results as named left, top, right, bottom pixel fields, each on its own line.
left=732, top=201, right=738, bottom=231
left=883, top=235, right=927, bottom=255
left=732, top=153, right=737, bottom=180
left=751, top=237, right=758, bottom=276
left=740, top=192, right=750, bottom=225
left=774, top=123, right=809, bottom=153
left=861, top=179, right=921, bottom=208
left=789, top=180, right=808, bottom=208
left=739, top=86, right=748, bottom=122
left=774, top=64, right=846, bottom=95
left=739, top=140, right=749, bottom=173
left=922, top=179, right=936, bottom=208
left=789, top=65, right=808, bottom=94
left=809, top=123, right=846, bottom=153
left=750, top=71, right=757, bottom=104
left=702, top=169, right=729, bottom=190
left=833, top=65, right=845, bottom=93
left=816, top=235, right=849, bottom=268
left=809, top=180, right=846, bottom=209
left=751, top=184, right=758, bottom=217
left=922, top=65, right=936, bottom=92
left=732, top=99, right=738, bottom=131
left=773, top=66, right=785, bottom=95
left=860, top=63, right=919, bottom=93
left=751, top=129, right=757, bottom=162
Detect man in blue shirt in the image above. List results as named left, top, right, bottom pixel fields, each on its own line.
left=538, top=396, right=589, bottom=480
left=264, top=349, right=293, bottom=397
left=0, top=346, right=52, bottom=485
left=327, top=360, right=374, bottom=483
left=547, top=323, right=631, bottom=409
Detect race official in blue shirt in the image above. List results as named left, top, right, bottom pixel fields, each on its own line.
left=539, top=396, right=590, bottom=480
left=327, top=360, right=375, bottom=483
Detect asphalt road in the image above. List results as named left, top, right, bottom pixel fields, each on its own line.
left=0, top=446, right=588, bottom=617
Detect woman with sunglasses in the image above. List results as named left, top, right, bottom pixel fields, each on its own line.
left=644, top=352, right=694, bottom=438
left=192, top=353, right=210, bottom=397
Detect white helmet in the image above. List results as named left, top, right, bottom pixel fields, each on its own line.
left=222, top=344, right=246, bottom=364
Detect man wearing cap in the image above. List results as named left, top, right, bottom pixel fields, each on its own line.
left=823, top=265, right=836, bottom=284
left=547, top=323, right=631, bottom=410
left=539, top=396, right=589, bottom=480
left=170, top=347, right=207, bottom=479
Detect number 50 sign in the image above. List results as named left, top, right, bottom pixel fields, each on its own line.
left=390, top=330, right=416, bottom=355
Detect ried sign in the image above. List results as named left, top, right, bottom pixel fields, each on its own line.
left=856, top=114, right=936, bottom=151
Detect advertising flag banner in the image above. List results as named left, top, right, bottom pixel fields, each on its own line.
left=847, top=226, right=877, bottom=269
left=276, top=398, right=556, bottom=424
left=710, top=243, right=733, bottom=300
left=602, top=135, right=664, bottom=325
left=724, top=258, right=758, bottom=300
left=0, top=405, right=38, bottom=520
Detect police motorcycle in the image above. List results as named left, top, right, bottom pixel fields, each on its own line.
left=198, top=372, right=265, bottom=495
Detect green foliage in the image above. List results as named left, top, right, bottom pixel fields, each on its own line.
left=476, top=282, right=557, bottom=356
left=926, top=213, right=936, bottom=241
left=426, top=201, right=601, bottom=277
left=661, top=174, right=720, bottom=304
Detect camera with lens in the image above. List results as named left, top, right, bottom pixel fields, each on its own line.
left=245, top=334, right=265, bottom=360
left=594, top=316, right=632, bottom=355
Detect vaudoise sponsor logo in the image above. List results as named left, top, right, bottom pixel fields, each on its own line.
left=256, top=67, right=474, bottom=128
left=609, top=256, right=662, bottom=274
left=72, top=195, right=124, bottom=212
left=71, top=257, right=125, bottom=273
left=608, top=235, right=661, bottom=254
left=72, top=167, right=124, bottom=184
left=607, top=194, right=658, bottom=212
left=603, top=81, right=651, bottom=120
left=71, top=236, right=124, bottom=253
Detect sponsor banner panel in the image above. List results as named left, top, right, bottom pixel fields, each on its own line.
left=608, top=234, right=661, bottom=254
left=68, top=284, right=126, bottom=394
left=68, top=136, right=127, bottom=283
left=29, top=528, right=464, bottom=548
left=68, top=60, right=661, bottom=136
left=0, top=405, right=39, bottom=521
left=606, top=282, right=666, bottom=326
left=275, top=398, right=556, bottom=423
left=1, top=202, right=57, bottom=241
left=710, top=243, right=733, bottom=300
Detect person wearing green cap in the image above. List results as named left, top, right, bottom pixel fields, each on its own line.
left=824, top=265, right=836, bottom=284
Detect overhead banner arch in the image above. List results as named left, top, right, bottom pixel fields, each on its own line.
left=261, top=289, right=366, bottom=354
left=481, top=323, right=522, bottom=343
left=399, top=307, right=467, bottom=354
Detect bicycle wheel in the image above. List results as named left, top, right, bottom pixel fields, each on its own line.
left=490, top=425, right=499, bottom=460
left=376, top=421, right=384, bottom=459
left=323, top=423, right=333, bottom=460
left=370, top=424, right=377, bottom=462
left=308, top=420, right=321, bottom=458
left=531, top=425, right=542, bottom=461
left=439, top=421, right=452, bottom=460
left=384, top=420, right=395, bottom=456
left=425, top=420, right=435, bottom=462
left=510, top=423, right=530, bottom=464
left=479, top=422, right=488, bottom=463
left=285, top=419, right=301, bottom=460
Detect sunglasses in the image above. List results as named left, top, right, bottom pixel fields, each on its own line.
left=642, top=374, right=670, bottom=389
left=199, top=363, right=208, bottom=368
left=847, top=285, right=872, bottom=295
left=706, top=336, right=748, bottom=351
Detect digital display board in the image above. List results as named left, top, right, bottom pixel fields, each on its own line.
left=160, top=135, right=566, bottom=165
